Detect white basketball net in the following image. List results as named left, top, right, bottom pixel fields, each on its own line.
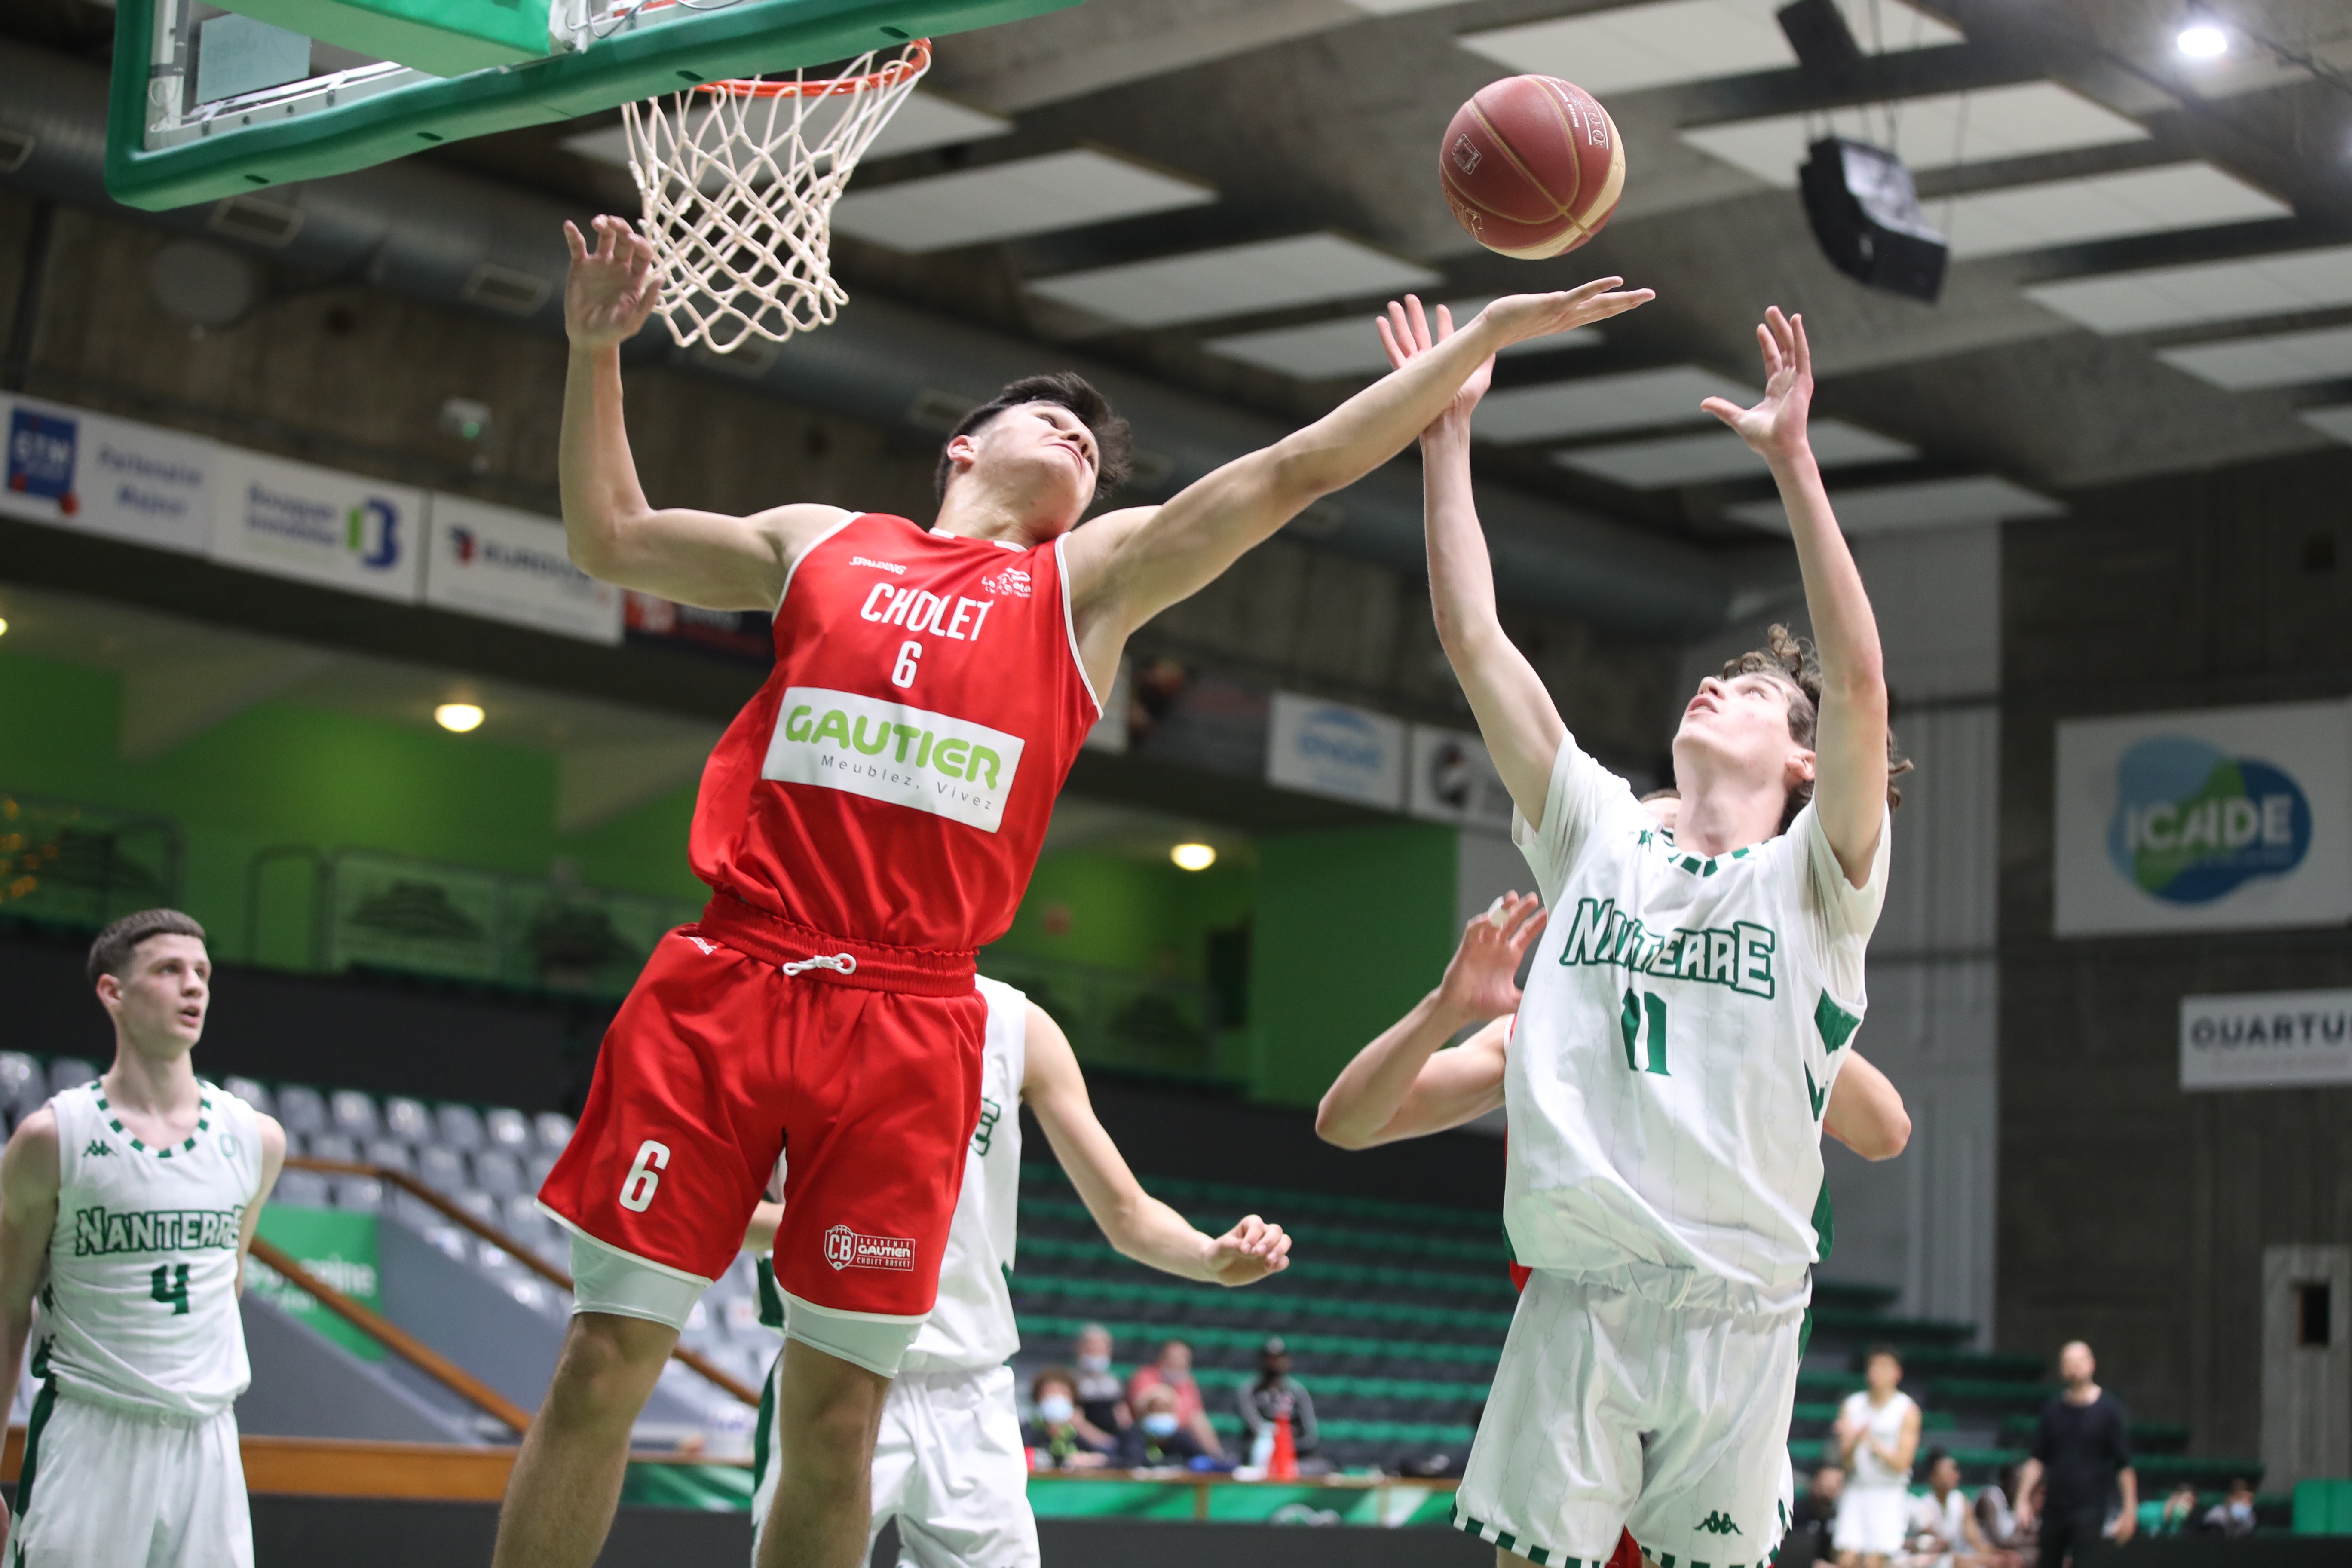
left=622, top=40, right=930, bottom=354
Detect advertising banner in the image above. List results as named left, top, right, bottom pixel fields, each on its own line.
left=424, top=495, right=620, bottom=643
left=1267, top=692, right=1406, bottom=810
left=251, top=1207, right=383, bottom=1361
left=2053, top=701, right=2352, bottom=935
left=1, top=394, right=216, bottom=555
left=211, top=448, right=425, bottom=603
left=2180, top=989, right=2352, bottom=1091
left=1407, top=724, right=1515, bottom=833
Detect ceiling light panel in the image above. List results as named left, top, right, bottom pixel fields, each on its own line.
left=1557, top=420, right=1915, bottom=488
left=1474, top=366, right=1758, bottom=444
left=832, top=150, right=1214, bottom=254
left=1682, top=81, right=2145, bottom=190
left=1026, top=234, right=1443, bottom=330
left=2024, top=243, right=2352, bottom=335
left=1206, top=299, right=1598, bottom=379
left=1941, top=162, right=2290, bottom=260
left=1726, top=475, right=2062, bottom=534
left=2156, top=322, right=2352, bottom=390
left=2301, top=406, right=2352, bottom=446
left=1459, top=0, right=1960, bottom=97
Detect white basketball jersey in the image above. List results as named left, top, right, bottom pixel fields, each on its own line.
left=38, top=1079, right=264, bottom=1419
left=897, top=977, right=1025, bottom=1375
left=1505, top=739, right=1888, bottom=1312
left=1841, top=1389, right=1919, bottom=1487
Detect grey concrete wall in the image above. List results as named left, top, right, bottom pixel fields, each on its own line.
left=1998, top=447, right=2352, bottom=1457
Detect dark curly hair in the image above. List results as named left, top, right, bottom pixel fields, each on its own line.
left=1721, top=625, right=1911, bottom=835
left=934, top=372, right=1133, bottom=503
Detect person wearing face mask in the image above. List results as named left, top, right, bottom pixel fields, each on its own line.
left=1119, top=1384, right=1214, bottom=1469
left=1127, top=1338, right=1223, bottom=1458
left=1070, top=1323, right=1129, bottom=1433
left=1022, top=1369, right=1115, bottom=1470
left=2200, top=1479, right=2256, bottom=1539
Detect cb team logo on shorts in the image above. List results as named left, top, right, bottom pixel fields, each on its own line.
left=823, top=1224, right=917, bottom=1272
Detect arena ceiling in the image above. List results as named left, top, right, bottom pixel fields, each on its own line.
left=14, top=0, right=2352, bottom=557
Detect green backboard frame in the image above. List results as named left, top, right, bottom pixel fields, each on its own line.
left=107, top=0, right=1076, bottom=211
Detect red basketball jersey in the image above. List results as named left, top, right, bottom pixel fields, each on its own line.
left=691, top=514, right=1102, bottom=952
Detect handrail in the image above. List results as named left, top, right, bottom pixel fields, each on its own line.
left=284, top=1155, right=761, bottom=1406
left=248, top=1234, right=535, bottom=1433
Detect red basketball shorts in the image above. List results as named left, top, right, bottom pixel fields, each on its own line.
left=538, top=908, right=985, bottom=1320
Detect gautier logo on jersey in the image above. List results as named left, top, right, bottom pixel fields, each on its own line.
left=2106, top=736, right=2311, bottom=903
left=763, top=686, right=1025, bottom=833
left=823, top=1223, right=916, bottom=1272
left=1559, top=897, right=1777, bottom=998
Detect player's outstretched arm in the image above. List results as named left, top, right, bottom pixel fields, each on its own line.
left=557, top=216, right=848, bottom=610
left=1702, top=309, right=1889, bottom=885
left=0, top=1111, right=61, bottom=1551
left=1066, top=282, right=1652, bottom=665
left=1022, top=1004, right=1290, bottom=1287
left=1381, top=299, right=1570, bottom=824
left=1317, top=890, right=1543, bottom=1149
left=1822, top=1050, right=1909, bottom=1161
left=233, top=1114, right=289, bottom=1296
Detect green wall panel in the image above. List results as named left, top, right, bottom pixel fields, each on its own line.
left=1246, top=822, right=1458, bottom=1110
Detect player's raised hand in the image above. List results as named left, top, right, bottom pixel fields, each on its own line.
left=1703, top=306, right=1814, bottom=466
left=562, top=214, right=661, bottom=349
left=1378, top=296, right=1492, bottom=435
left=1478, top=276, right=1654, bottom=349
left=1202, top=1214, right=1291, bottom=1287
left=1435, top=891, right=1547, bottom=1020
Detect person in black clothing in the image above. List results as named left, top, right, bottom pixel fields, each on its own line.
left=2015, top=1341, right=2137, bottom=1568
left=1780, top=1463, right=1847, bottom=1568
left=1236, top=1336, right=1322, bottom=1462
left=1023, top=1366, right=1118, bottom=1470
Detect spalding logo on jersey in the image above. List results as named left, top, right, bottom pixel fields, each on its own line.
left=823, top=1223, right=917, bottom=1272
left=763, top=686, right=1026, bottom=833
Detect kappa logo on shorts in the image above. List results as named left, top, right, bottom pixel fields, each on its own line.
left=822, top=1223, right=917, bottom=1272
left=1694, top=1511, right=1743, bottom=1536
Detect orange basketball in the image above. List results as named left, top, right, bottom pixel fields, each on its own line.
left=1440, top=75, right=1626, bottom=259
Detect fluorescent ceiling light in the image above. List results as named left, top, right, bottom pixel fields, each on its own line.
left=2177, top=23, right=2229, bottom=59
left=832, top=150, right=1214, bottom=254
left=1681, top=81, right=2145, bottom=190
left=1344, top=0, right=1471, bottom=12
left=560, top=90, right=1011, bottom=173
left=2300, top=405, right=2352, bottom=446
left=1557, top=420, right=1915, bottom=488
left=1206, top=299, right=1598, bottom=379
left=2156, top=322, right=2352, bottom=390
left=1027, top=233, right=1442, bottom=330
left=1941, top=162, right=2290, bottom=260
left=1474, top=365, right=1757, bottom=444
left=1459, top=0, right=1960, bottom=97
left=1727, top=475, right=2062, bottom=534
left=2024, top=243, right=2352, bottom=335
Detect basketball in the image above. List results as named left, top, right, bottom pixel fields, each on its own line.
left=1440, top=75, right=1626, bottom=259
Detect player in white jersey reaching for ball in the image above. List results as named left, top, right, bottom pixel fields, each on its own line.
left=0, top=910, right=288, bottom=1567
left=740, top=975, right=1289, bottom=1568
left=1378, top=298, right=1907, bottom=1568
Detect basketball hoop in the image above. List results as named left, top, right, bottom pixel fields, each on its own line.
left=621, top=37, right=931, bottom=354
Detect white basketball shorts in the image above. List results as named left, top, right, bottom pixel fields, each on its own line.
left=10, top=1387, right=253, bottom=1568
left=750, top=1361, right=1038, bottom=1568
left=1830, top=1483, right=1911, bottom=1557
left=1456, top=1269, right=1799, bottom=1568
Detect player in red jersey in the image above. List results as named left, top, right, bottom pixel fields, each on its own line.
left=489, top=214, right=1653, bottom=1568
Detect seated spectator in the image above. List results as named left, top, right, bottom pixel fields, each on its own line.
left=1781, top=1464, right=1846, bottom=1568
left=2151, top=1481, right=2199, bottom=1536
left=2201, top=1478, right=2257, bottom=1538
left=1972, top=1463, right=2033, bottom=1568
left=1236, top=1336, right=1320, bottom=1464
left=1072, top=1323, right=1129, bottom=1432
left=1127, top=1337, right=1222, bottom=1458
left=1118, top=1384, right=1213, bottom=1470
left=1902, top=1449, right=1990, bottom=1568
left=1023, top=1367, right=1117, bottom=1470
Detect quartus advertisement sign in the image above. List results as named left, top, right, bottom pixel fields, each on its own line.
left=2054, top=701, right=2351, bottom=935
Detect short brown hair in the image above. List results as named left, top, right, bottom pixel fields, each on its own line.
left=934, top=373, right=1133, bottom=502
left=1031, top=1364, right=1077, bottom=1403
left=87, top=909, right=207, bottom=986
left=1721, top=625, right=1911, bottom=834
